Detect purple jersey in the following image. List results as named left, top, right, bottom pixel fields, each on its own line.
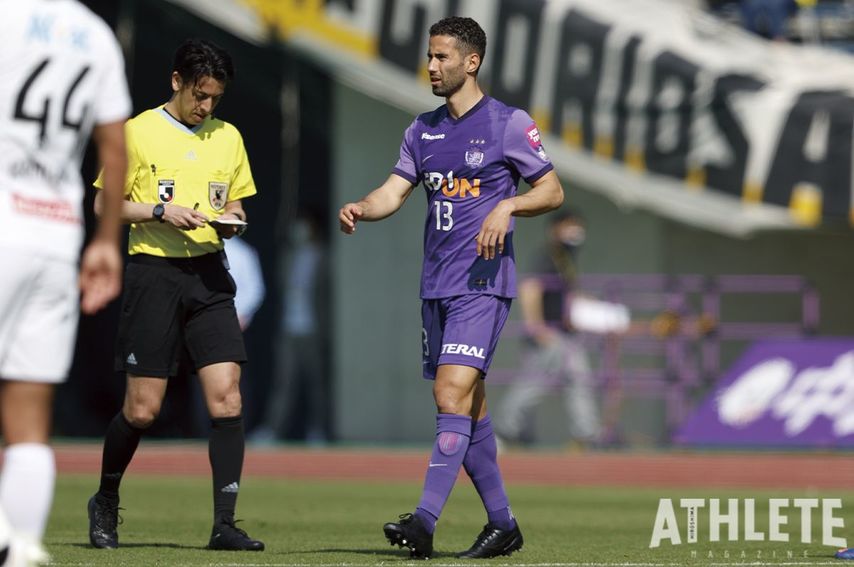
left=392, top=96, right=553, bottom=299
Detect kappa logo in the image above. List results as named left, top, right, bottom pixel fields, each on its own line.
left=421, top=132, right=445, bottom=140
left=220, top=482, right=239, bottom=494
left=441, top=343, right=486, bottom=359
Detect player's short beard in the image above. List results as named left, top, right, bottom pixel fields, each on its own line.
left=431, top=67, right=467, bottom=98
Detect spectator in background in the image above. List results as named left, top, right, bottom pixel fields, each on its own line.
left=224, top=236, right=266, bottom=331
left=250, top=211, right=329, bottom=444
left=495, top=210, right=601, bottom=450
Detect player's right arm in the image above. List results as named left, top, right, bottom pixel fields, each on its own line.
left=338, top=173, right=415, bottom=234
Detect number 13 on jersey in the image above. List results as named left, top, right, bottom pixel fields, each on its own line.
left=434, top=200, right=453, bottom=231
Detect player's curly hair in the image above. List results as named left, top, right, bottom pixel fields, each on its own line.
left=429, top=17, right=487, bottom=67
left=172, top=38, right=235, bottom=86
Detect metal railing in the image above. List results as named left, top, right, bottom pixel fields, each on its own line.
left=490, top=274, right=819, bottom=444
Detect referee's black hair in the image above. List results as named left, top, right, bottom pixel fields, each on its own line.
left=172, top=38, right=234, bottom=86
left=429, top=17, right=487, bottom=68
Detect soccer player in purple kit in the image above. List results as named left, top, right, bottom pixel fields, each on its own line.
left=339, top=16, right=564, bottom=559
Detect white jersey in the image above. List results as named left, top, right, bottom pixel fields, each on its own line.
left=0, top=0, right=131, bottom=261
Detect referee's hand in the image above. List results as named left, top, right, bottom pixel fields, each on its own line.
left=164, top=204, right=208, bottom=229
left=79, top=239, right=122, bottom=314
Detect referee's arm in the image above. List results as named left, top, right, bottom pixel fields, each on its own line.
left=95, top=193, right=208, bottom=229
left=212, top=199, right=246, bottom=239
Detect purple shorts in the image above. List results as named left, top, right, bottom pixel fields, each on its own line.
left=421, top=294, right=512, bottom=380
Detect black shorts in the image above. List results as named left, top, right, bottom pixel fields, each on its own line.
left=114, top=252, right=247, bottom=377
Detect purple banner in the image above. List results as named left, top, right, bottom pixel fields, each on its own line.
left=675, top=339, right=854, bottom=447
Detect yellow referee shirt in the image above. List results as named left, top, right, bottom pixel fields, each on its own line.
left=95, top=106, right=257, bottom=257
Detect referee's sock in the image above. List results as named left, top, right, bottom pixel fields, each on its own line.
left=209, top=415, right=245, bottom=524
left=98, top=412, right=143, bottom=502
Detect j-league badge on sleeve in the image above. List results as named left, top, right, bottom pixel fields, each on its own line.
left=209, top=181, right=228, bottom=210
left=158, top=179, right=175, bottom=203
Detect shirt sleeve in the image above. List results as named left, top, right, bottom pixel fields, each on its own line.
left=391, top=120, right=419, bottom=185
left=93, top=119, right=140, bottom=196
left=228, top=130, right=257, bottom=201
left=92, top=27, right=132, bottom=126
left=504, top=109, right=554, bottom=185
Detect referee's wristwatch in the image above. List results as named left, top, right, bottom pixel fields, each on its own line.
left=152, top=203, right=166, bottom=223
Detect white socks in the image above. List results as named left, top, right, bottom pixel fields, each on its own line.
left=0, top=443, right=55, bottom=540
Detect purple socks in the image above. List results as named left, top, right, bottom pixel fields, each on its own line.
left=463, top=414, right=515, bottom=530
left=413, top=413, right=516, bottom=533
left=415, top=413, right=472, bottom=533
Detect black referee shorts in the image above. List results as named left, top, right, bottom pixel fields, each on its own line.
left=114, top=252, right=247, bottom=377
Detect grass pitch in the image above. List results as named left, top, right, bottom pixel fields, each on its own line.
left=47, top=474, right=852, bottom=565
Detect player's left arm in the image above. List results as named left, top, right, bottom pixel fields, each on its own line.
left=215, top=131, right=255, bottom=238
left=476, top=170, right=564, bottom=259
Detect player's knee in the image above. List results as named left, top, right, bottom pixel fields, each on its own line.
left=124, top=407, right=158, bottom=429
left=434, top=390, right=472, bottom=415
left=208, top=389, right=242, bottom=418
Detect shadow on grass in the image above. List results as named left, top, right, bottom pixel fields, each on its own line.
left=306, top=547, right=460, bottom=559
left=63, top=542, right=206, bottom=550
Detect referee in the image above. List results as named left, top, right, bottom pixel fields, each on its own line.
left=87, top=38, right=263, bottom=552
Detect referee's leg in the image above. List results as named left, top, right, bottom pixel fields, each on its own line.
left=89, top=375, right=166, bottom=549
left=198, top=361, right=264, bottom=551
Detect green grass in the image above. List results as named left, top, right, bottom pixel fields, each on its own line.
left=47, top=474, right=853, bottom=565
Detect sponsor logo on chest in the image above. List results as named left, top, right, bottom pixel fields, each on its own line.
left=423, top=170, right=481, bottom=198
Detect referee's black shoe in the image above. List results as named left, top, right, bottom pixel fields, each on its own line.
left=87, top=493, right=120, bottom=549
left=208, top=518, right=265, bottom=551
left=456, top=522, right=523, bottom=558
left=383, top=512, right=433, bottom=559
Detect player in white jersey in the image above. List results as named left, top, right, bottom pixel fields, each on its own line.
left=0, top=0, right=130, bottom=563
